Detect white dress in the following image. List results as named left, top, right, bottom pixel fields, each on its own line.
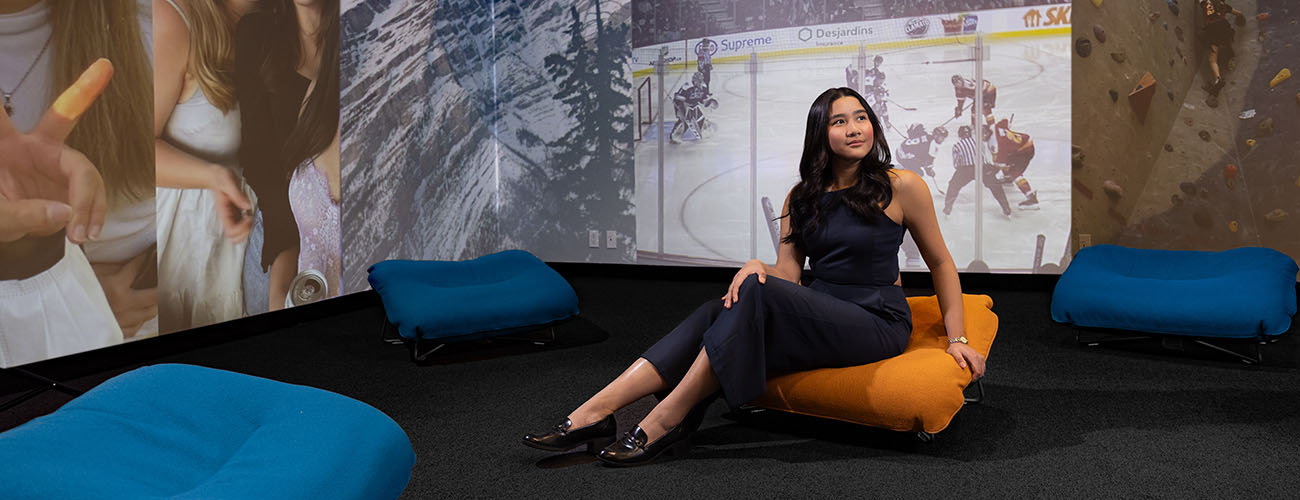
left=0, top=1, right=124, bottom=367
left=155, top=0, right=254, bottom=334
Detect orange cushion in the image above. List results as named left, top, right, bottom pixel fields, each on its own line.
left=751, top=294, right=997, bottom=434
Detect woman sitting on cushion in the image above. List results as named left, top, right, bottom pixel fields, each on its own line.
left=523, top=87, right=986, bottom=467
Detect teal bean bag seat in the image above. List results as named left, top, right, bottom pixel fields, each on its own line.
left=1051, top=245, right=1298, bottom=338
left=367, top=250, right=580, bottom=346
left=0, top=364, right=415, bottom=500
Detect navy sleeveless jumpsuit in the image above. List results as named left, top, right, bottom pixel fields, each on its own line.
left=642, top=190, right=913, bottom=409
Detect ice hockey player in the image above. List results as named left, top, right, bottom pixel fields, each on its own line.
left=695, top=37, right=715, bottom=85
left=895, top=123, right=946, bottom=268
left=990, top=116, right=1038, bottom=209
left=669, top=71, right=717, bottom=144
left=895, top=123, right=947, bottom=190
left=862, top=55, right=889, bottom=129
left=943, top=125, right=1013, bottom=218
left=951, top=74, right=996, bottom=123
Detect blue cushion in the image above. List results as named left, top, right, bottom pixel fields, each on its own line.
left=367, top=250, right=580, bottom=342
left=1052, top=245, right=1298, bottom=338
left=0, top=364, right=415, bottom=500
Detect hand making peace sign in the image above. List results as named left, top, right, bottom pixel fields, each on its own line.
left=0, top=59, right=113, bottom=244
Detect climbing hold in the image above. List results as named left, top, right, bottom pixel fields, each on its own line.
left=1093, top=25, right=1107, bottom=43
left=1223, top=164, right=1238, bottom=190
left=1109, top=89, right=1119, bottom=102
left=1295, top=174, right=1300, bottom=188
left=1075, top=37, right=1093, bottom=57
left=1129, top=72, right=1157, bottom=123
left=1091, top=0, right=1102, bottom=6
left=1257, top=13, right=1270, bottom=22
left=1171, top=194, right=1183, bottom=206
left=1166, top=0, right=1179, bottom=16
left=1102, top=180, right=1123, bottom=201
left=1264, top=209, right=1288, bottom=223
left=1246, top=139, right=1256, bottom=148
left=1149, top=12, right=1160, bottom=22
left=1179, top=182, right=1198, bottom=196
left=1198, top=130, right=1211, bottom=141
left=1164, top=144, right=1173, bottom=152
left=1071, top=145, right=1085, bottom=169
left=1256, top=118, right=1273, bottom=137
left=1238, top=109, right=1256, bottom=119
left=1184, top=118, right=1194, bottom=126
left=1229, top=221, right=1239, bottom=233
left=1270, top=68, right=1291, bottom=88
left=1110, top=52, right=1127, bottom=63
left=1175, top=26, right=1184, bottom=42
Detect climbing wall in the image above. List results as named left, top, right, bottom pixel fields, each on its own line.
left=1073, top=0, right=1298, bottom=278
left=1071, top=0, right=1207, bottom=245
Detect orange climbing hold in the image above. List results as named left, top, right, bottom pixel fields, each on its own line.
left=1270, top=68, right=1291, bottom=88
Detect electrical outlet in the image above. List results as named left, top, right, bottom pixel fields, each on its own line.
left=588, top=230, right=600, bottom=248
left=606, top=230, right=618, bottom=249
left=1078, top=233, right=1091, bottom=249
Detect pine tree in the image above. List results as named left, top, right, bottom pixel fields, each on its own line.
left=541, top=2, right=634, bottom=258
left=590, top=0, right=634, bottom=214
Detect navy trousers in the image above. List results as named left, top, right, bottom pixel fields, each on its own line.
left=641, top=275, right=911, bottom=409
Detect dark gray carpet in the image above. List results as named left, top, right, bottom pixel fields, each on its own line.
left=4, top=275, right=1299, bottom=499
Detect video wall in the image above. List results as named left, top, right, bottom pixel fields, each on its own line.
left=3, top=0, right=1296, bottom=369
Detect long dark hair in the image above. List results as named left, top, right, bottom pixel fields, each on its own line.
left=781, top=87, right=894, bottom=251
left=256, top=0, right=339, bottom=176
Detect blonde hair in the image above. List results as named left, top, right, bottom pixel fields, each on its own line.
left=50, top=0, right=154, bottom=207
left=173, top=0, right=239, bottom=112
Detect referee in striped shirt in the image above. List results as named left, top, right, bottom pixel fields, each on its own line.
left=943, top=125, right=1012, bottom=217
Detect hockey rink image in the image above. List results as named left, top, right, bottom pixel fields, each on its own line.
left=634, top=8, right=1071, bottom=272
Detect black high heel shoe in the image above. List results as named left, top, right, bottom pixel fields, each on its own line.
left=596, top=424, right=693, bottom=467
left=522, top=414, right=617, bottom=454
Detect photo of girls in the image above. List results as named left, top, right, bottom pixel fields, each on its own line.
left=154, top=0, right=340, bottom=334
left=153, top=0, right=258, bottom=334
left=235, top=0, right=340, bottom=310
left=0, top=0, right=155, bottom=366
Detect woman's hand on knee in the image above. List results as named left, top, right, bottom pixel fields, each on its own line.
left=722, top=259, right=766, bottom=309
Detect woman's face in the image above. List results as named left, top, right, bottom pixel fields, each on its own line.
left=825, top=96, right=873, bottom=163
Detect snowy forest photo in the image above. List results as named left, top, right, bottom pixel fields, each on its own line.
left=339, top=0, right=635, bottom=291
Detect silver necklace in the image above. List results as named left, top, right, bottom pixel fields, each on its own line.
left=1, top=34, right=53, bottom=116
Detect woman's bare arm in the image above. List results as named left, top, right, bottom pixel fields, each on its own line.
left=764, top=187, right=805, bottom=283
left=894, top=169, right=985, bottom=378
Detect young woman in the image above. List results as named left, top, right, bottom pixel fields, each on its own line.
left=0, top=0, right=154, bottom=364
left=154, top=0, right=258, bottom=334
left=235, top=0, right=340, bottom=310
left=523, top=88, right=986, bottom=466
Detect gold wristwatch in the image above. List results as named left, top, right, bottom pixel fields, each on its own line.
left=947, top=336, right=969, bottom=344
